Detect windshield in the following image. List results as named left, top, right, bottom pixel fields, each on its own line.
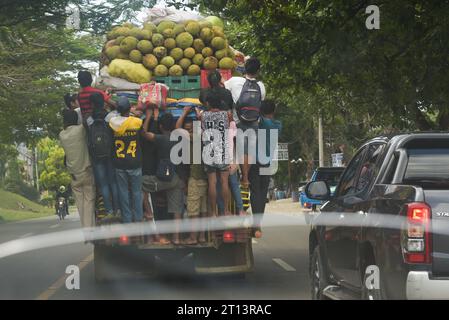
left=2, top=0, right=449, bottom=305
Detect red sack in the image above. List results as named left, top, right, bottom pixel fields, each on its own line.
left=138, top=81, right=169, bottom=110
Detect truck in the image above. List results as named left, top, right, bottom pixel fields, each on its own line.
left=92, top=73, right=255, bottom=282
left=306, top=133, right=449, bottom=299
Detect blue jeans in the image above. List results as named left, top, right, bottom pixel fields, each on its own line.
left=93, top=160, right=120, bottom=214
left=217, top=172, right=244, bottom=213
left=116, top=168, right=143, bottom=223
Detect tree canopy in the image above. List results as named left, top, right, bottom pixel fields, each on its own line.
left=0, top=0, right=157, bottom=145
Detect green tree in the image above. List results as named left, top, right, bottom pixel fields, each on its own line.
left=187, top=0, right=449, bottom=131
left=37, top=138, right=71, bottom=192
left=0, top=0, right=157, bottom=145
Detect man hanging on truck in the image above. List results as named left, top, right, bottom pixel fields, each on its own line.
left=224, top=57, right=266, bottom=190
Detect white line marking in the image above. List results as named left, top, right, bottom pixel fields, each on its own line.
left=252, top=239, right=258, bottom=244
left=272, top=258, right=296, bottom=272
left=19, top=233, right=34, bottom=239
left=49, top=224, right=59, bottom=229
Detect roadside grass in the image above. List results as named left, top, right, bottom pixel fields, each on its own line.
left=0, top=189, right=54, bottom=223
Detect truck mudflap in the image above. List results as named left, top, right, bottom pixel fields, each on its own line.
left=193, top=239, right=254, bottom=274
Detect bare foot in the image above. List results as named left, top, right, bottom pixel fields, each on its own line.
left=198, top=232, right=207, bottom=243
left=158, top=236, right=171, bottom=245
left=183, top=237, right=198, bottom=245
left=172, top=236, right=181, bottom=245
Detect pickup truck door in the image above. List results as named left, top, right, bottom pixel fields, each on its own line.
left=324, top=143, right=386, bottom=289
left=323, top=146, right=367, bottom=286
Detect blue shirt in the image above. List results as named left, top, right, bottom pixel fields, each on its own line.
left=258, top=116, right=282, bottom=166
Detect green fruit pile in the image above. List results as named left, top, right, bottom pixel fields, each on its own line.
left=102, top=16, right=237, bottom=83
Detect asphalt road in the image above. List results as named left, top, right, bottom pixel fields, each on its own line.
left=0, top=200, right=311, bottom=300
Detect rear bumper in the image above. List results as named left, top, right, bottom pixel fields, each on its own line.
left=406, top=271, right=449, bottom=299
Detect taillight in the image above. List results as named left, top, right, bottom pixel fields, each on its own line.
left=402, top=203, right=432, bottom=264
left=119, top=235, right=130, bottom=245
left=223, top=231, right=235, bottom=243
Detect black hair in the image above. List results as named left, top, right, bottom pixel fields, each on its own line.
left=207, top=70, right=221, bottom=88
left=90, top=92, right=104, bottom=115
left=261, top=100, right=276, bottom=115
left=244, top=57, right=261, bottom=75
left=64, top=93, right=78, bottom=108
left=117, top=96, right=131, bottom=116
left=77, top=70, right=93, bottom=88
left=183, top=118, right=194, bottom=126
left=62, top=109, right=78, bottom=127
left=205, top=90, right=222, bottom=109
left=159, top=113, right=174, bottom=131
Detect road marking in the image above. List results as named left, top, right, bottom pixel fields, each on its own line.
left=252, top=239, right=258, bottom=244
left=19, top=233, right=34, bottom=239
left=272, top=258, right=296, bottom=272
left=36, top=253, right=93, bottom=300
left=49, top=224, right=60, bottom=229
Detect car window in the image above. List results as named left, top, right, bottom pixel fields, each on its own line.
left=355, top=143, right=385, bottom=193
left=336, top=146, right=367, bottom=197
left=315, top=170, right=344, bottom=188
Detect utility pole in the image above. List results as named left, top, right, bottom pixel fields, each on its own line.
left=287, top=145, right=292, bottom=197
left=318, top=115, right=324, bottom=167
left=34, top=146, right=39, bottom=192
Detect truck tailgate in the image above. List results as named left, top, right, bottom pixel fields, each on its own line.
left=425, top=190, right=449, bottom=276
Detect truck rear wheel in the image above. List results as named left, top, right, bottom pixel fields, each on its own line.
left=94, top=244, right=110, bottom=283
left=94, top=244, right=156, bottom=283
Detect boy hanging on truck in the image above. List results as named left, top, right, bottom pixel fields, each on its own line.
left=176, top=106, right=208, bottom=244
left=109, top=96, right=144, bottom=224
left=142, top=110, right=185, bottom=245
left=249, top=100, right=282, bottom=238
left=77, top=70, right=115, bottom=122
left=196, top=93, right=233, bottom=217
left=86, top=93, right=120, bottom=220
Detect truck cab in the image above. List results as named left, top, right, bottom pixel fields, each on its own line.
left=307, top=133, right=449, bottom=299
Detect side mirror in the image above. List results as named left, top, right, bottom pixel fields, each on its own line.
left=305, top=181, right=331, bottom=201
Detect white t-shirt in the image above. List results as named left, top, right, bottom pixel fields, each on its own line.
left=224, top=76, right=266, bottom=104
left=74, top=107, right=82, bottom=125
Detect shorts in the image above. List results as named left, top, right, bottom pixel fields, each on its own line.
left=186, top=178, right=208, bottom=217
left=236, top=121, right=258, bottom=157
left=142, top=174, right=184, bottom=214
left=204, top=164, right=229, bottom=174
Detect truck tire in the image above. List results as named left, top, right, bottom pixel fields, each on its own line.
left=94, top=244, right=109, bottom=283
left=95, top=244, right=157, bottom=283
left=310, top=245, right=329, bottom=300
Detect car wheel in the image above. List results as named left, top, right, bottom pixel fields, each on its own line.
left=310, top=246, right=329, bottom=300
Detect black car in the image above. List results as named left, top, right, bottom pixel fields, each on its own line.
left=306, top=133, right=449, bottom=299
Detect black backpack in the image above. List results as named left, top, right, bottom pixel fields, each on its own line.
left=236, top=79, right=262, bottom=122
left=89, top=118, right=112, bottom=161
